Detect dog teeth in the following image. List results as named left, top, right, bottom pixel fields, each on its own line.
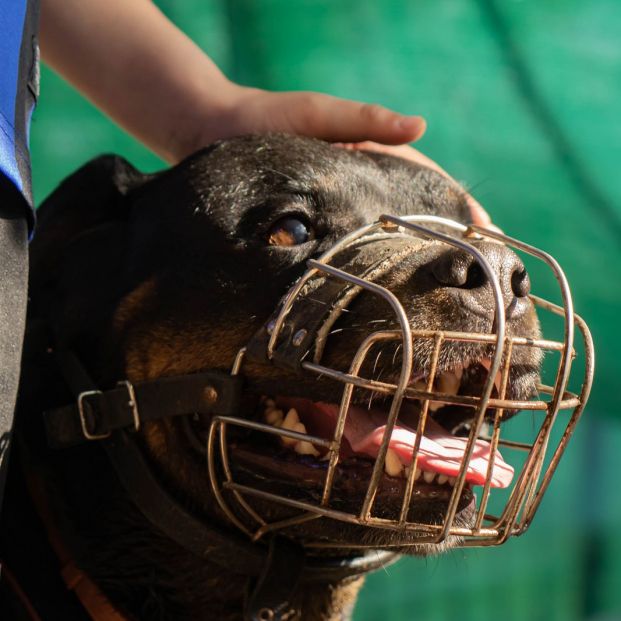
left=384, top=467, right=456, bottom=485
left=414, top=368, right=463, bottom=411
left=418, top=469, right=453, bottom=485
left=423, top=470, right=436, bottom=484
left=265, top=408, right=284, bottom=426
left=281, top=408, right=299, bottom=427
left=438, top=370, right=461, bottom=396
left=280, top=409, right=303, bottom=446
left=479, top=359, right=503, bottom=394
left=294, top=440, right=320, bottom=456
left=261, top=404, right=318, bottom=455
left=262, top=396, right=284, bottom=425
left=384, top=448, right=403, bottom=477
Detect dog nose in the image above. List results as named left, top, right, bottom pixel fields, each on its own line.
left=430, top=241, right=531, bottom=318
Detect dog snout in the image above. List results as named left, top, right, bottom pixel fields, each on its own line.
left=430, top=241, right=531, bottom=319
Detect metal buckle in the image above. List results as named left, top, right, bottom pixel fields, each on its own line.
left=117, top=380, right=141, bottom=432
left=77, top=390, right=110, bottom=440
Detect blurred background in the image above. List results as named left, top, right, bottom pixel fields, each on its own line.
left=30, top=1, right=621, bottom=619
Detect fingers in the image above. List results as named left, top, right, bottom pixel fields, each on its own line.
left=229, top=88, right=495, bottom=229
left=284, top=92, right=427, bottom=145
left=335, top=141, right=494, bottom=227
left=335, top=142, right=447, bottom=174
left=468, top=201, right=494, bottom=227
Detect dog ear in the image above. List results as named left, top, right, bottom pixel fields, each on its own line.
left=32, top=154, right=150, bottom=266
left=29, top=155, right=153, bottom=336
left=31, top=155, right=152, bottom=290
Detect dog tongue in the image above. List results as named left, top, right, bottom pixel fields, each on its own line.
left=312, top=402, right=514, bottom=488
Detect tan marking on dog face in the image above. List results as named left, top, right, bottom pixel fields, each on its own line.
left=112, top=275, right=262, bottom=384
left=121, top=320, right=257, bottom=383
left=113, top=277, right=159, bottom=332
left=141, top=419, right=208, bottom=498
left=142, top=419, right=169, bottom=460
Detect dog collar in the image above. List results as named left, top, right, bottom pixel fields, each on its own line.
left=44, top=352, right=243, bottom=448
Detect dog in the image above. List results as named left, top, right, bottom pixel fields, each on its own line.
left=0, top=134, right=542, bottom=620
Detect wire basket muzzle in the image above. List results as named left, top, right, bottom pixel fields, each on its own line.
left=207, top=215, right=595, bottom=549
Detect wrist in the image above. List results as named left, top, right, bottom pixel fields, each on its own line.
left=166, top=80, right=261, bottom=163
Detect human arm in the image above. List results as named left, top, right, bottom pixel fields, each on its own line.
left=39, top=0, right=426, bottom=164
left=40, top=0, right=490, bottom=224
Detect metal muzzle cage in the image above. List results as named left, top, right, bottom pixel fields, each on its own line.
left=207, top=214, right=594, bottom=549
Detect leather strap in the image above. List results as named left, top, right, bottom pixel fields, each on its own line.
left=244, top=537, right=305, bottom=621
left=0, top=561, right=45, bottom=621
left=43, top=351, right=401, bottom=582
left=103, top=429, right=400, bottom=582
left=26, top=469, right=133, bottom=621
left=61, top=562, right=130, bottom=621
left=103, top=430, right=267, bottom=576
left=44, top=352, right=242, bottom=448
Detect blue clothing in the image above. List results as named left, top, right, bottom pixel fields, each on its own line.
left=0, top=0, right=39, bottom=233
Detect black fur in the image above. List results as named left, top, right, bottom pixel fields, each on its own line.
left=1, top=135, right=541, bottom=620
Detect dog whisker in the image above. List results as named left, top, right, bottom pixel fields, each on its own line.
left=372, top=350, right=383, bottom=376
left=368, top=391, right=376, bottom=411
left=368, top=366, right=386, bottom=410
left=392, top=343, right=403, bottom=367
left=329, top=326, right=364, bottom=335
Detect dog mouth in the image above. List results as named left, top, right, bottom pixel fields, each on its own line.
left=187, top=357, right=527, bottom=527
left=250, top=359, right=512, bottom=485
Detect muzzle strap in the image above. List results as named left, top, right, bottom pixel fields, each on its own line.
left=44, top=351, right=242, bottom=448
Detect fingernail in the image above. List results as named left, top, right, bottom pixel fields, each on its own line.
left=397, top=116, right=425, bottom=132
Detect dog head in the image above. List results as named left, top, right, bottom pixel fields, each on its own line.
left=30, top=134, right=588, bottom=559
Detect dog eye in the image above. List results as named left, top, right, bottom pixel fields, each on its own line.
left=267, top=217, right=314, bottom=246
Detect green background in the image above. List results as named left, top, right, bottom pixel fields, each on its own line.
left=31, top=1, right=621, bottom=619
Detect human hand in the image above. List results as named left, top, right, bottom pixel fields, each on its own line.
left=41, top=0, right=426, bottom=163
left=212, top=88, right=491, bottom=227
left=218, top=87, right=427, bottom=148
left=40, top=0, right=489, bottom=229
left=185, top=87, right=493, bottom=227
left=333, top=141, right=493, bottom=227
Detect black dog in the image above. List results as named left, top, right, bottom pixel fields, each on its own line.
left=0, top=134, right=540, bottom=620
